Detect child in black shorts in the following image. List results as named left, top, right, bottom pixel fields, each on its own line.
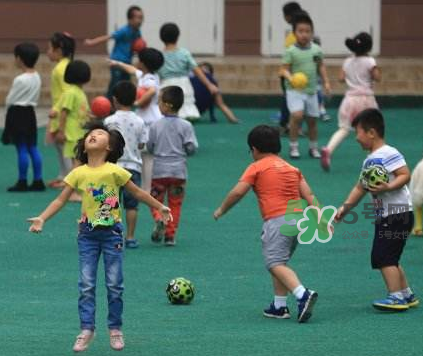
left=336, top=108, right=417, bottom=311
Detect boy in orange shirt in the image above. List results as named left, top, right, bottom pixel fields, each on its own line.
left=214, top=125, right=319, bottom=323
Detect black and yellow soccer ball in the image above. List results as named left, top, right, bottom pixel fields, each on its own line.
left=166, top=277, right=195, bottom=305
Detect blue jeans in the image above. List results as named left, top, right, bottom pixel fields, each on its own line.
left=107, top=67, right=131, bottom=100
left=77, top=223, right=124, bottom=330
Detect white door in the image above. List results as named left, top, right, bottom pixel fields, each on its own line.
left=261, top=0, right=381, bottom=56
left=107, top=0, right=224, bottom=55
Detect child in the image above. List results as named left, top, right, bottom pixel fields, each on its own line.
left=105, top=81, right=147, bottom=248
left=158, top=22, right=218, bottom=121
left=28, top=121, right=171, bottom=352
left=189, top=62, right=239, bottom=124
left=335, top=108, right=418, bottom=311
left=2, top=42, right=44, bottom=192
left=84, top=5, right=143, bottom=99
left=108, top=47, right=164, bottom=193
left=278, top=2, right=302, bottom=133
left=280, top=12, right=331, bottom=159
left=214, top=125, right=319, bottom=323
left=46, top=32, right=75, bottom=188
left=321, top=32, right=380, bottom=171
left=55, top=60, right=91, bottom=201
left=147, top=86, right=198, bottom=246
left=410, top=158, right=423, bottom=236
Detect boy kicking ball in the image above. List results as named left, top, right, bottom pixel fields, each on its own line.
left=335, top=108, right=418, bottom=311
left=214, top=125, right=319, bottom=323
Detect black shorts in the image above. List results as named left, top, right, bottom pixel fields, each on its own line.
left=371, top=212, right=414, bottom=269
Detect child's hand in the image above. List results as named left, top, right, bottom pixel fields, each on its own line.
left=84, top=39, right=95, bottom=46
left=368, top=182, right=391, bottom=194
left=28, top=217, right=44, bottom=233
left=49, top=109, right=58, bottom=119
left=324, top=81, right=332, bottom=96
left=160, top=206, right=173, bottom=224
left=334, top=205, right=345, bottom=223
left=213, top=207, right=223, bottom=220
left=55, top=130, right=66, bottom=144
left=107, top=59, right=119, bottom=67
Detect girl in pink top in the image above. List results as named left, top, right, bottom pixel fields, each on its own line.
left=321, top=32, right=381, bottom=171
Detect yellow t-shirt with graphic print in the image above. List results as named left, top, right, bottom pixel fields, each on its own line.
left=64, top=162, right=132, bottom=228
left=58, top=84, right=89, bottom=158
left=50, top=57, right=71, bottom=132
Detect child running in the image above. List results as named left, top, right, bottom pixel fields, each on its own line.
left=105, top=81, right=147, bottom=248
left=335, top=108, right=417, bottom=311
left=321, top=32, right=381, bottom=171
left=214, top=125, right=319, bottom=323
left=28, top=121, right=171, bottom=352
left=280, top=12, right=331, bottom=159
left=158, top=23, right=218, bottom=121
left=84, top=5, right=143, bottom=99
left=147, top=86, right=198, bottom=246
left=2, top=42, right=44, bottom=192
left=46, top=32, right=75, bottom=188
left=108, top=47, right=164, bottom=193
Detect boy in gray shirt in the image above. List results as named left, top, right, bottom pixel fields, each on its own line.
left=147, top=86, right=198, bottom=246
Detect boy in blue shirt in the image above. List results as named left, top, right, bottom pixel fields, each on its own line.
left=84, top=5, right=143, bottom=98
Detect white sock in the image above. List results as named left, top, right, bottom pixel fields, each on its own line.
left=390, top=291, right=404, bottom=300
left=290, top=141, right=298, bottom=149
left=327, top=128, right=349, bottom=153
left=401, top=287, right=413, bottom=298
left=309, top=141, right=318, bottom=150
left=274, top=295, right=288, bottom=309
left=292, top=285, right=306, bottom=300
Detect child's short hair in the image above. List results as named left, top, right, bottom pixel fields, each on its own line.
left=14, top=42, right=39, bottom=68
left=199, top=62, right=214, bottom=75
left=345, top=32, right=373, bottom=56
left=75, top=121, right=125, bottom=164
left=112, top=80, right=136, bottom=106
left=352, top=108, right=385, bottom=138
left=292, top=11, right=314, bottom=31
left=65, top=60, right=91, bottom=85
left=127, top=5, right=142, bottom=19
left=160, top=23, right=180, bottom=44
left=50, top=32, right=76, bottom=59
left=138, top=48, right=164, bottom=73
left=282, top=2, right=302, bottom=17
left=247, top=125, right=281, bottom=154
left=160, top=86, right=184, bottom=113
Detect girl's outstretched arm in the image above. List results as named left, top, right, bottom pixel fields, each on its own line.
left=28, top=185, right=74, bottom=233
left=107, top=59, right=137, bottom=75
left=124, top=180, right=172, bottom=223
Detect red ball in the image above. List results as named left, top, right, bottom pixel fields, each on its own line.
left=132, top=38, right=147, bottom=53
left=136, top=87, right=149, bottom=100
left=91, top=96, right=111, bottom=118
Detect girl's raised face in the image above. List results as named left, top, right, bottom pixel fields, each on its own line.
left=84, top=129, right=110, bottom=152
left=46, top=42, right=61, bottom=62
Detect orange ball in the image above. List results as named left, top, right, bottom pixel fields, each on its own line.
left=91, top=96, right=111, bottom=118
left=132, top=38, right=147, bottom=53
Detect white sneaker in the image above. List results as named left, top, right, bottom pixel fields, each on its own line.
left=73, top=330, right=95, bottom=352
left=309, top=148, right=321, bottom=159
left=290, top=146, right=301, bottom=159
left=110, top=329, right=125, bottom=351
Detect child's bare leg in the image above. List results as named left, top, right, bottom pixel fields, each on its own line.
left=289, top=111, right=303, bottom=141
left=125, top=209, right=137, bottom=240
left=380, top=266, right=402, bottom=292
left=398, top=265, right=409, bottom=290
left=413, top=206, right=423, bottom=235
left=270, top=265, right=301, bottom=292
left=271, top=274, right=289, bottom=296
left=306, top=116, right=318, bottom=142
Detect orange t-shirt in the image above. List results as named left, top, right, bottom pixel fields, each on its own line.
left=240, top=155, right=303, bottom=220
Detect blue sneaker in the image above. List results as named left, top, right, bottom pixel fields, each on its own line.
left=263, top=302, right=291, bottom=319
left=372, top=295, right=409, bottom=311
left=151, top=220, right=165, bottom=243
left=125, top=239, right=139, bottom=249
left=405, top=294, right=419, bottom=308
left=297, top=289, right=318, bottom=323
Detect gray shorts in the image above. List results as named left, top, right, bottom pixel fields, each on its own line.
left=261, top=215, right=298, bottom=270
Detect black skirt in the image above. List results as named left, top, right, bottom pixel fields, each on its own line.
left=1, top=105, right=37, bottom=145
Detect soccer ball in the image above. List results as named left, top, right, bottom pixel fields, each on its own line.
left=166, top=277, right=195, bottom=305
left=290, top=72, right=308, bottom=90
left=360, top=165, right=389, bottom=190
